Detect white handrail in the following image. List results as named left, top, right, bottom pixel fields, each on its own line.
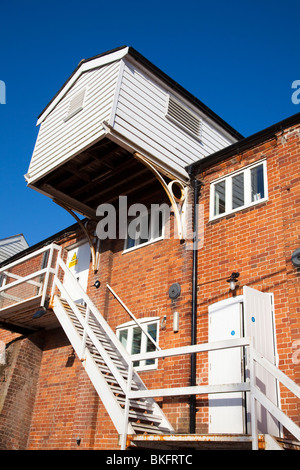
left=0, top=243, right=61, bottom=310
left=249, top=343, right=300, bottom=447
left=0, top=268, right=53, bottom=292
left=107, top=284, right=161, bottom=351
left=54, top=275, right=129, bottom=394
left=0, top=243, right=61, bottom=273
left=120, top=337, right=300, bottom=450
left=56, top=258, right=132, bottom=365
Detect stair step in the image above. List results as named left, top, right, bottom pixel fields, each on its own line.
left=54, top=295, right=173, bottom=436
left=116, top=397, right=157, bottom=412
left=131, top=423, right=164, bottom=434
left=128, top=410, right=162, bottom=424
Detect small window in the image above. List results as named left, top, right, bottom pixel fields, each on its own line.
left=117, top=318, right=159, bottom=371
left=124, top=206, right=165, bottom=252
left=210, top=160, right=267, bottom=220
left=64, top=88, right=86, bottom=121
left=214, top=180, right=226, bottom=216
left=251, top=164, right=265, bottom=202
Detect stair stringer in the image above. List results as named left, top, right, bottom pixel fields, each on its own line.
left=53, top=295, right=133, bottom=435
left=52, top=293, right=174, bottom=436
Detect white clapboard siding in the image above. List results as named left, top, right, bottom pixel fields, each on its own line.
left=111, top=59, right=235, bottom=179
left=26, top=61, right=121, bottom=183
left=26, top=49, right=239, bottom=186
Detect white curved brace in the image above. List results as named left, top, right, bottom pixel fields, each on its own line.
left=134, top=152, right=187, bottom=240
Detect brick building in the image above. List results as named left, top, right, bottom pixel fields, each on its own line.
left=0, top=47, right=299, bottom=450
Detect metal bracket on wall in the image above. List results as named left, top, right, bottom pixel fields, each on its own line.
left=134, top=152, right=187, bottom=240
left=54, top=200, right=98, bottom=272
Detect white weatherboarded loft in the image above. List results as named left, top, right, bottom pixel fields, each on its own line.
left=25, top=46, right=242, bottom=217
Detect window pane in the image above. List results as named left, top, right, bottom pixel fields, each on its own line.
left=139, top=213, right=150, bottom=245
left=214, top=181, right=226, bottom=216
left=152, top=210, right=163, bottom=240
left=132, top=327, right=142, bottom=367
left=119, top=329, right=128, bottom=348
left=125, top=236, right=135, bottom=250
left=145, top=323, right=157, bottom=366
left=251, top=164, right=264, bottom=202
left=232, top=173, right=244, bottom=209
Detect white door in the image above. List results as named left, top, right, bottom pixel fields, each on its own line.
left=208, top=288, right=279, bottom=436
left=243, top=286, right=279, bottom=436
left=63, top=242, right=90, bottom=304
left=208, top=297, right=245, bottom=433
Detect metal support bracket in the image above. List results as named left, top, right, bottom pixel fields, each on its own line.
left=134, top=152, right=188, bottom=240
left=54, top=200, right=98, bottom=272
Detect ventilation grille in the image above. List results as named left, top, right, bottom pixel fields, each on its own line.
left=64, top=88, right=86, bottom=121
left=167, top=96, right=201, bottom=138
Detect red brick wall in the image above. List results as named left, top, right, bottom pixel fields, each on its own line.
left=0, top=123, right=299, bottom=447
left=26, top=328, right=119, bottom=450
left=195, top=124, right=300, bottom=431
left=87, top=211, right=194, bottom=434
left=0, top=332, right=44, bottom=449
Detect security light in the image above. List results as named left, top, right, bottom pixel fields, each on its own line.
left=227, top=272, right=240, bottom=291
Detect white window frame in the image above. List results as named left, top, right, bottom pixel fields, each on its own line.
left=116, top=317, right=160, bottom=371
left=209, top=160, right=268, bottom=220
left=123, top=206, right=166, bottom=253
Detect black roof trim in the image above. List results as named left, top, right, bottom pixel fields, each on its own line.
left=37, top=46, right=243, bottom=141
left=187, top=111, right=300, bottom=175
left=127, top=47, right=243, bottom=141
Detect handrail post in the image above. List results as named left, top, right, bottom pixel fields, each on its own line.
left=49, top=246, right=61, bottom=302
left=107, top=284, right=161, bottom=351
left=249, top=340, right=258, bottom=450
left=121, top=360, right=133, bottom=450
left=40, top=245, right=54, bottom=308
left=81, top=306, right=90, bottom=360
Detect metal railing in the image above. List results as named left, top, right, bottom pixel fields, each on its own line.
left=51, top=256, right=173, bottom=435
left=121, top=337, right=300, bottom=450
left=107, top=284, right=160, bottom=352
left=0, top=244, right=61, bottom=313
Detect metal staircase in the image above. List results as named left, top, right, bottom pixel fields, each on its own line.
left=51, top=255, right=174, bottom=437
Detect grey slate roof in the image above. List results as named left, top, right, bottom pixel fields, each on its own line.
left=0, top=234, right=29, bottom=263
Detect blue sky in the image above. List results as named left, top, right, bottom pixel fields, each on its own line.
left=0, top=0, right=299, bottom=247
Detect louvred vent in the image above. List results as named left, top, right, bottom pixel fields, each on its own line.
left=65, top=88, right=86, bottom=121
left=167, top=96, right=201, bottom=138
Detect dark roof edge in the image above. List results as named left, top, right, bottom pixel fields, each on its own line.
left=187, top=111, right=300, bottom=175
left=127, top=47, right=243, bottom=141
left=37, top=45, right=243, bottom=141
left=0, top=221, right=82, bottom=268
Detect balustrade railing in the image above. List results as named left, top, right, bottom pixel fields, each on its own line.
left=121, top=337, right=300, bottom=450
left=0, top=243, right=61, bottom=313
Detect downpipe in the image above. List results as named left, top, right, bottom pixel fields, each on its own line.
left=189, top=174, right=202, bottom=433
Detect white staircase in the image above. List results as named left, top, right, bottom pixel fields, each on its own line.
left=51, top=256, right=174, bottom=437
left=50, top=254, right=300, bottom=450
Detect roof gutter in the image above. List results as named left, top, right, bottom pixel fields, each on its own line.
left=188, top=168, right=203, bottom=433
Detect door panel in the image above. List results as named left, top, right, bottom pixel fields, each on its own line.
left=243, top=286, right=279, bottom=436
left=63, top=242, right=90, bottom=304
left=208, top=298, right=245, bottom=433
